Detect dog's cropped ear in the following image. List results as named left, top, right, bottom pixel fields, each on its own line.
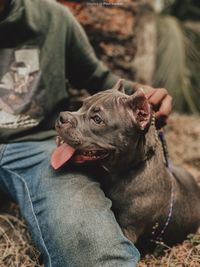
left=126, top=88, right=151, bottom=130
left=113, top=79, right=125, bottom=93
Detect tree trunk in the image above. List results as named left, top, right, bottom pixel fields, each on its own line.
left=58, top=0, right=156, bottom=85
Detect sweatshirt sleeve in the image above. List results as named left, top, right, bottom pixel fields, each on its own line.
left=65, top=8, right=135, bottom=95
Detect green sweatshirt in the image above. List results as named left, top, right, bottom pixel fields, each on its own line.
left=0, top=0, right=134, bottom=143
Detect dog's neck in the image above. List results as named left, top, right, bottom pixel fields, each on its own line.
left=131, top=115, right=163, bottom=170
left=104, top=113, right=164, bottom=176
left=143, top=114, right=161, bottom=162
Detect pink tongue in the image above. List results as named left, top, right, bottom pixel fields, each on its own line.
left=51, top=143, right=75, bottom=170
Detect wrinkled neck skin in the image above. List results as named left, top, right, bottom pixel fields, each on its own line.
left=103, top=123, right=164, bottom=179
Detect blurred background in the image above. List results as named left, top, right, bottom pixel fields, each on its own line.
left=58, top=0, right=200, bottom=114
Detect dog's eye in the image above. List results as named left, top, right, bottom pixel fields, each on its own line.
left=92, top=115, right=104, bottom=125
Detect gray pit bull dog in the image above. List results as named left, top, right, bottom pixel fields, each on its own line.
left=51, top=80, right=200, bottom=249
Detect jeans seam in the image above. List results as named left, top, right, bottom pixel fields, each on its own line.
left=0, top=145, right=6, bottom=163
left=2, top=166, right=52, bottom=267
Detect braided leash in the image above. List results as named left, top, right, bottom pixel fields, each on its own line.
left=151, top=130, right=175, bottom=242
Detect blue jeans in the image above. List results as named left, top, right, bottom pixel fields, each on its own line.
left=0, top=139, right=140, bottom=267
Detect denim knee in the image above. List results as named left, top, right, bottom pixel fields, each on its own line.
left=0, top=142, right=140, bottom=267
left=32, top=173, right=140, bottom=267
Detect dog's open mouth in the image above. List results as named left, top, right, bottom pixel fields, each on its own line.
left=51, top=136, right=109, bottom=170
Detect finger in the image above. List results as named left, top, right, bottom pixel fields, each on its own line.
left=156, top=94, right=173, bottom=119
left=145, top=88, right=156, bottom=99
left=133, top=83, right=149, bottom=91
left=148, top=88, right=168, bottom=106
left=134, top=83, right=155, bottom=97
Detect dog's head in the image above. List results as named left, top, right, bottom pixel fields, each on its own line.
left=51, top=80, right=151, bottom=171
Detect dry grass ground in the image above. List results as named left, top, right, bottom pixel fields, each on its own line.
left=0, top=113, right=200, bottom=267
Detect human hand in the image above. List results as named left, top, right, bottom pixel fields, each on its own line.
left=134, top=83, right=173, bottom=128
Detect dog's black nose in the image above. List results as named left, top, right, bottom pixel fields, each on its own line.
left=58, top=112, right=70, bottom=125
left=57, top=112, right=77, bottom=128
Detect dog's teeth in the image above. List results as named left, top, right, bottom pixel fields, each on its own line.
left=82, top=151, right=100, bottom=157
left=55, top=136, right=65, bottom=147
left=56, top=136, right=59, bottom=146
left=56, top=136, right=61, bottom=146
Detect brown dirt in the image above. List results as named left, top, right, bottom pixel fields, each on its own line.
left=0, top=113, right=200, bottom=267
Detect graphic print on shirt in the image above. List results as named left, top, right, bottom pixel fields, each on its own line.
left=0, top=48, right=45, bottom=129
